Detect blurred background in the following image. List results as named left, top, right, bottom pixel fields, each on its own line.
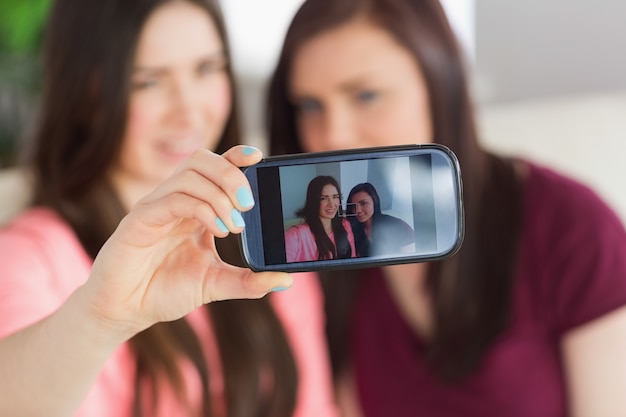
left=1, top=0, right=625, bottom=224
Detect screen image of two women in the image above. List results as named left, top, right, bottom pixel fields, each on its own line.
left=284, top=176, right=415, bottom=262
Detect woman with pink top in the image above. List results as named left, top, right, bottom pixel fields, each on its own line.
left=285, top=175, right=356, bottom=262
left=0, top=1, right=337, bottom=416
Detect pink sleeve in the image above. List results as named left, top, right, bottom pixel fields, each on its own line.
left=286, top=224, right=320, bottom=262
left=0, top=213, right=84, bottom=337
left=0, top=235, right=56, bottom=337
left=271, top=272, right=339, bottom=417
left=285, top=226, right=302, bottom=263
left=0, top=210, right=137, bottom=417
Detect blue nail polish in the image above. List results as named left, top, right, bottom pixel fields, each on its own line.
left=242, top=146, right=258, bottom=155
left=236, top=186, right=255, bottom=208
left=271, top=286, right=290, bottom=292
left=216, top=217, right=229, bottom=233
left=231, top=209, right=245, bottom=227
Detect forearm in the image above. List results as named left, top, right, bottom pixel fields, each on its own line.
left=0, top=287, right=132, bottom=417
left=564, top=305, right=626, bottom=417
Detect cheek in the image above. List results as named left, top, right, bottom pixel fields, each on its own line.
left=397, top=90, right=432, bottom=143
left=296, top=115, right=321, bottom=152
left=124, top=98, right=163, bottom=147
left=204, top=75, right=232, bottom=125
left=118, top=100, right=161, bottom=167
left=370, top=101, right=432, bottom=145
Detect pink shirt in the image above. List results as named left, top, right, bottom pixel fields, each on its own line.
left=285, top=218, right=356, bottom=262
left=0, top=208, right=338, bottom=417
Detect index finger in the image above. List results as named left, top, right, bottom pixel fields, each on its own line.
left=167, top=147, right=260, bottom=212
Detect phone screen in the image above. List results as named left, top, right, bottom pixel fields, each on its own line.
left=240, top=145, right=463, bottom=272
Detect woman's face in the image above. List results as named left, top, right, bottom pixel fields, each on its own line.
left=350, top=191, right=374, bottom=224
left=319, top=184, right=340, bottom=220
left=289, top=17, right=432, bottom=153
left=113, top=1, right=231, bottom=200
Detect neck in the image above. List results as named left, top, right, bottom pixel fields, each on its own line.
left=364, top=219, right=373, bottom=238
left=383, top=262, right=433, bottom=339
left=109, top=171, right=159, bottom=211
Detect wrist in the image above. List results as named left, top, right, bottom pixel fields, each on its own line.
left=66, top=286, right=141, bottom=347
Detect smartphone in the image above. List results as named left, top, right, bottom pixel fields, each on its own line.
left=239, top=144, right=464, bottom=272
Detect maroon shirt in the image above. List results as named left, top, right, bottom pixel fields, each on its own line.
left=352, top=163, right=626, bottom=417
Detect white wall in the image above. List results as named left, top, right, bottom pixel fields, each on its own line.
left=474, top=0, right=626, bottom=103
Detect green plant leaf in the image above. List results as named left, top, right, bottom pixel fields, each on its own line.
left=0, top=0, right=52, bottom=53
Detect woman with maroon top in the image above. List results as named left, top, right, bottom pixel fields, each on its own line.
left=267, top=0, right=626, bottom=416
left=347, top=182, right=414, bottom=257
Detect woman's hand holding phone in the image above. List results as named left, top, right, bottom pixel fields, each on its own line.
left=79, top=146, right=293, bottom=340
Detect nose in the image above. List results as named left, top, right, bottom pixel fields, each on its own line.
left=317, top=106, right=361, bottom=151
left=169, top=79, right=200, bottom=126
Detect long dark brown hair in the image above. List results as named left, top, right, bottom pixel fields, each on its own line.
left=346, top=182, right=382, bottom=257
left=295, top=175, right=352, bottom=260
left=268, top=0, right=522, bottom=381
left=26, top=0, right=297, bottom=415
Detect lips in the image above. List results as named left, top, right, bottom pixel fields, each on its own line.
left=157, top=137, right=203, bottom=161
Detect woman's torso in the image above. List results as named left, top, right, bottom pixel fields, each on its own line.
left=348, top=162, right=626, bottom=417
left=0, top=208, right=338, bottom=417
left=285, top=218, right=356, bottom=262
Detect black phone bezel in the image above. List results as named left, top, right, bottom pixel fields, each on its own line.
left=238, top=144, right=464, bottom=272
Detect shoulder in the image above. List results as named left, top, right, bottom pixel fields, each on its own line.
left=0, top=207, right=78, bottom=254
left=519, top=162, right=626, bottom=331
left=380, top=214, right=411, bottom=226
left=522, top=162, right=623, bottom=243
left=0, top=207, right=92, bottom=336
left=378, top=214, right=413, bottom=233
left=286, top=223, right=313, bottom=239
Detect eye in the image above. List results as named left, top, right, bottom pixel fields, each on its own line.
left=355, top=90, right=379, bottom=103
left=320, top=196, right=328, bottom=201
left=295, top=98, right=322, bottom=114
left=132, top=77, right=159, bottom=90
left=198, top=58, right=227, bottom=76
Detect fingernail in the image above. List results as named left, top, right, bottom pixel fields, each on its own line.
left=236, top=187, right=254, bottom=208
left=242, top=146, right=258, bottom=155
left=216, top=217, right=229, bottom=233
left=271, top=286, right=291, bottom=292
left=231, top=209, right=245, bottom=227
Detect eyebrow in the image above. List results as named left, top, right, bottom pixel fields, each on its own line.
left=290, top=71, right=379, bottom=101
left=132, top=51, right=227, bottom=75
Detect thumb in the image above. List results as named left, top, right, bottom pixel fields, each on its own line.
left=205, top=265, right=293, bottom=303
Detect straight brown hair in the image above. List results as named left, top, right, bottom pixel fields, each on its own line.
left=268, top=0, right=523, bottom=381
left=27, top=0, right=297, bottom=414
